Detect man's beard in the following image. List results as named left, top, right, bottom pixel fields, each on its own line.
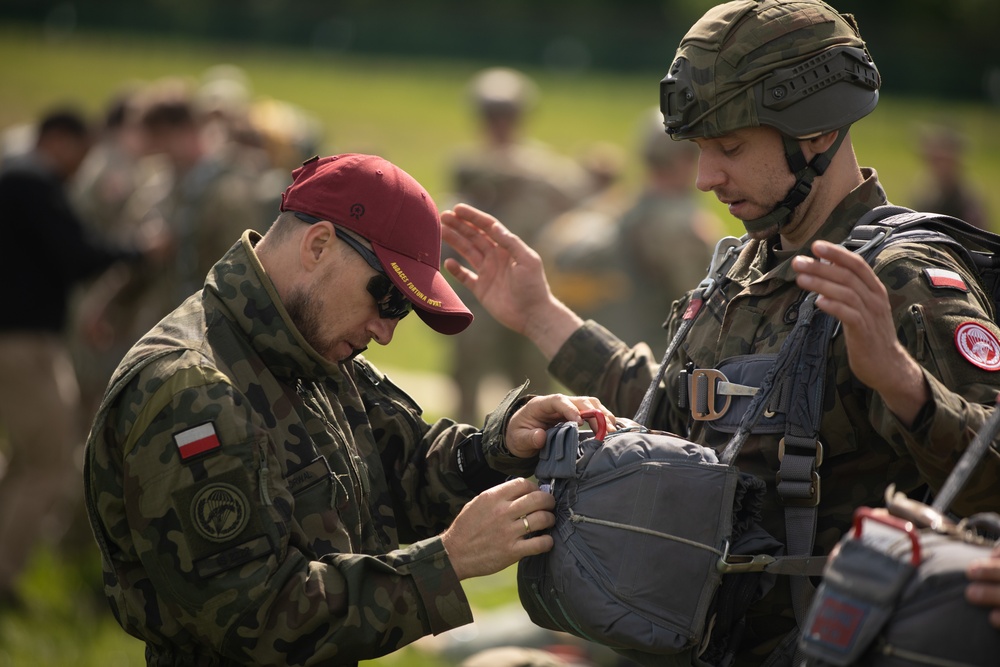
left=284, top=286, right=324, bottom=353
left=284, top=285, right=367, bottom=362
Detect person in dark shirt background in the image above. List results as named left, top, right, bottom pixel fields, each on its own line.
left=0, top=106, right=167, bottom=606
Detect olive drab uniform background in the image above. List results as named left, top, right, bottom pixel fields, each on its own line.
left=547, top=172, right=1000, bottom=660
left=446, top=67, right=592, bottom=424
left=85, top=232, right=534, bottom=665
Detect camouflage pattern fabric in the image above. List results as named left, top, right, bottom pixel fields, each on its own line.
left=663, top=0, right=875, bottom=140
left=548, top=169, right=1000, bottom=663
left=84, top=231, right=530, bottom=666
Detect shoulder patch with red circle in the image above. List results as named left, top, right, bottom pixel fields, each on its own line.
left=954, top=321, right=1000, bottom=371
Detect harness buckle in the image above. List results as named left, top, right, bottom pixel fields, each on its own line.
left=689, top=369, right=729, bottom=421
left=777, top=437, right=824, bottom=468
left=717, top=540, right=778, bottom=574
left=688, top=369, right=760, bottom=421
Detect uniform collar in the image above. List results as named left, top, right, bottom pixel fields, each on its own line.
left=731, top=167, right=888, bottom=289
left=206, top=230, right=344, bottom=383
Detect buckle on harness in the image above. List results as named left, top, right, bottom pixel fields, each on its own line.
left=776, top=438, right=823, bottom=507
left=688, top=369, right=759, bottom=421
left=777, top=437, right=824, bottom=468
left=775, top=470, right=821, bottom=507
left=716, top=539, right=778, bottom=574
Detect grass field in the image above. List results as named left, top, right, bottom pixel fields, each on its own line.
left=2, top=21, right=1000, bottom=666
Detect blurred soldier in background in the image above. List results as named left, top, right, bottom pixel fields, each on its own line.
left=908, top=122, right=991, bottom=230
left=536, top=108, right=722, bottom=356
left=249, top=95, right=326, bottom=215
left=78, top=78, right=272, bottom=396
left=70, top=85, right=146, bottom=233
left=447, top=66, right=591, bottom=423
left=0, top=107, right=167, bottom=607
left=133, top=77, right=271, bottom=299
left=67, top=87, right=152, bottom=420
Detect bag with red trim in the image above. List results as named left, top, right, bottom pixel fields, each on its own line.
left=800, top=399, right=1000, bottom=667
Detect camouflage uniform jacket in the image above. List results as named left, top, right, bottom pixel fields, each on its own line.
left=85, top=231, right=533, bottom=666
left=549, top=169, right=1000, bottom=662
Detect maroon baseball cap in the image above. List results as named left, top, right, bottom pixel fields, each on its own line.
left=280, top=154, right=473, bottom=335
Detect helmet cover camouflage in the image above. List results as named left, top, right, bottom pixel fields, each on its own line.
left=660, top=0, right=880, bottom=140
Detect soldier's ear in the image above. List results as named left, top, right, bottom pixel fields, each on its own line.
left=800, top=129, right=841, bottom=161
left=300, top=221, right=335, bottom=270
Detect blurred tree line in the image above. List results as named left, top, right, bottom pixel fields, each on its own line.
left=2, top=0, right=999, bottom=102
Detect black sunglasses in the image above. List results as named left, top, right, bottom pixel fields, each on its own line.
left=292, top=212, right=411, bottom=320
left=334, top=229, right=412, bottom=321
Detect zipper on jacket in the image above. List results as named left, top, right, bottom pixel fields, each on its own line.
left=257, top=440, right=272, bottom=506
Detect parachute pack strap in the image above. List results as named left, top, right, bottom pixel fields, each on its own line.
left=633, top=235, right=744, bottom=426
left=779, top=304, right=839, bottom=626
left=719, top=292, right=826, bottom=465
left=718, top=551, right=827, bottom=576
left=716, top=268, right=841, bottom=631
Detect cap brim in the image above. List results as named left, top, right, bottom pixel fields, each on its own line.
left=372, top=245, right=473, bottom=335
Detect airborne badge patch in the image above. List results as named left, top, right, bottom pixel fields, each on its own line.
left=955, top=321, right=1000, bottom=371
left=923, top=267, right=968, bottom=292
left=174, top=422, right=222, bottom=461
left=191, top=483, right=250, bottom=542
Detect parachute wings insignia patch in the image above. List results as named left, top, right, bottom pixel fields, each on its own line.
left=923, top=267, right=968, bottom=292
left=174, top=422, right=222, bottom=461
left=955, top=321, right=1000, bottom=371
left=191, top=482, right=249, bottom=542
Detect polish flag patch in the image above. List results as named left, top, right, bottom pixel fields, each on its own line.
left=955, top=322, right=1000, bottom=371
left=924, top=267, right=968, bottom=292
left=174, top=422, right=222, bottom=461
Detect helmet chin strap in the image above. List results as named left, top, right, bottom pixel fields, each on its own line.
left=741, top=127, right=850, bottom=235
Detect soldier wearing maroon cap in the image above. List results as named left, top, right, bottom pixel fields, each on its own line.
left=84, top=153, right=614, bottom=665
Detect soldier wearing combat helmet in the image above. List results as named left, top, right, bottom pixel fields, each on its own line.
left=660, top=0, right=880, bottom=238
left=440, top=1, right=1000, bottom=663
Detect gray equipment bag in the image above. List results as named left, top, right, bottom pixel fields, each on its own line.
left=801, top=397, right=1000, bottom=667
left=517, top=236, right=833, bottom=666
left=800, top=505, right=1000, bottom=667
left=517, top=410, right=782, bottom=667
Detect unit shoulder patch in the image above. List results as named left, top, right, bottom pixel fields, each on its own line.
left=954, top=321, right=1000, bottom=371
left=190, top=482, right=250, bottom=542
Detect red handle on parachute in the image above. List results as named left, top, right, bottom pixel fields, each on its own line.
left=851, top=506, right=922, bottom=566
left=578, top=409, right=608, bottom=442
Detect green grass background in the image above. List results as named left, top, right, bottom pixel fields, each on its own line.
left=2, top=22, right=1000, bottom=666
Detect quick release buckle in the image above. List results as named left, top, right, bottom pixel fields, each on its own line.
left=717, top=539, right=778, bottom=574
left=687, top=368, right=759, bottom=421
left=775, top=437, right=823, bottom=507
